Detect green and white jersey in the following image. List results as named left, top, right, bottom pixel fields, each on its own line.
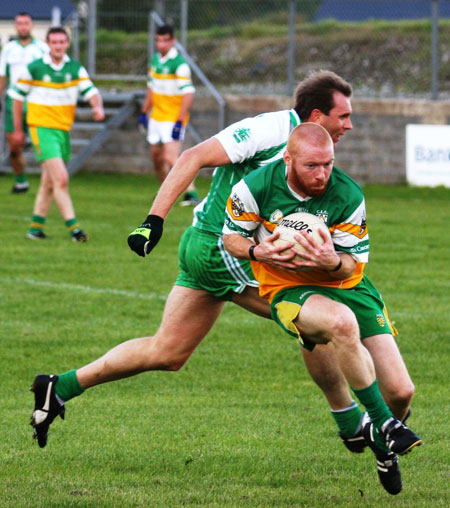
left=0, top=38, right=48, bottom=88
left=192, top=109, right=301, bottom=234
left=223, top=159, right=369, bottom=299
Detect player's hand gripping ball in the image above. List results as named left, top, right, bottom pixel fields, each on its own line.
left=128, top=215, right=164, bottom=257
left=273, top=212, right=331, bottom=271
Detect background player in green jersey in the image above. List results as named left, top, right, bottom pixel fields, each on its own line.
left=0, top=12, right=47, bottom=193
left=223, top=123, right=422, bottom=492
left=9, top=27, right=104, bottom=242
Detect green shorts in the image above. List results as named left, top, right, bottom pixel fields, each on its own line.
left=271, top=275, right=397, bottom=351
left=175, top=226, right=258, bottom=300
left=4, top=95, right=27, bottom=133
left=29, top=126, right=71, bottom=163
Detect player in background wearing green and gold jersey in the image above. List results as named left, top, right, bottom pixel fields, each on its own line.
left=139, top=24, right=199, bottom=206
left=0, top=12, right=48, bottom=193
left=9, top=27, right=104, bottom=242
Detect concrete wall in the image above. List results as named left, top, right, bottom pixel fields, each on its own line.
left=85, top=95, right=450, bottom=184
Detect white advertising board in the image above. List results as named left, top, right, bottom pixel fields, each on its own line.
left=406, top=124, right=450, bottom=187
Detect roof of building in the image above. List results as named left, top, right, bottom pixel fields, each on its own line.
left=0, top=1, right=75, bottom=20
left=315, top=0, right=450, bottom=22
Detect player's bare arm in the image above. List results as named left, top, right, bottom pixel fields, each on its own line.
left=89, top=93, right=105, bottom=122
left=176, top=93, right=194, bottom=123
left=149, top=137, right=231, bottom=218
left=292, top=228, right=357, bottom=278
left=0, top=75, right=6, bottom=95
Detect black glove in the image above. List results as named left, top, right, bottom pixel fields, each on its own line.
left=171, top=121, right=183, bottom=140
left=127, top=215, right=164, bottom=257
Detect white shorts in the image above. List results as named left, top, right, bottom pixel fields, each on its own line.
left=147, top=119, right=186, bottom=145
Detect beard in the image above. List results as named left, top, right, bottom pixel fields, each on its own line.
left=288, top=170, right=328, bottom=198
left=18, top=32, right=31, bottom=41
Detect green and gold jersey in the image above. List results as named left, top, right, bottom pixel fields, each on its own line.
left=8, top=53, right=98, bottom=131
left=148, top=46, right=195, bottom=124
left=223, top=159, right=369, bottom=301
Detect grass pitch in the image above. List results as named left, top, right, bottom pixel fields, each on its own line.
left=0, top=173, right=449, bottom=508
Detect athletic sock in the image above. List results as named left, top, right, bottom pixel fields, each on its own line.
left=15, top=173, right=28, bottom=184
left=55, top=369, right=84, bottom=402
left=352, top=379, right=393, bottom=431
left=29, top=214, right=46, bottom=234
left=186, top=190, right=199, bottom=200
left=65, top=218, right=80, bottom=236
left=331, top=401, right=364, bottom=437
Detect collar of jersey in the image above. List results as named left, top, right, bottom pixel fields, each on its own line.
left=43, top=52, right=70, bottom=69
left=158, top=46, right=178, bottom=63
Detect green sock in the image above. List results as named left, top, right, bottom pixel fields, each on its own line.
left=187, top=190, right=199, bottom=199
left=352, top=380, right=393, bottom=431
left=55, top=369, right=84, bottom=402
left=29, top=214, right=46, bottom=234
left=15, top=173, right=27, bottom=184
left=331, top=401, right=364, bottom=436
left=65, top=218, right=79, bottom=236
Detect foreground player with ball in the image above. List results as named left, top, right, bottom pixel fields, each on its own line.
left=223, top=122, right=422, bottom=485
left=29, top=72, right=417, bottom=495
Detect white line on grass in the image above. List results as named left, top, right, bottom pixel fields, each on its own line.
left=2, top=277, right=166, bottom=301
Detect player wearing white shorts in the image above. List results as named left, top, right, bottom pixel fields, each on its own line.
left=139, top=24, right=198, bottom=205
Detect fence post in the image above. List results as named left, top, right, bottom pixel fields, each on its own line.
left=287, top=0, right=296, bottom=96
left=72, top=11, right=80, bottom=61
left=431, top=0, right=439, bottom=100
left=87, top=0, right=97, bottom=77
left=181, top=0, right=188, bottom=50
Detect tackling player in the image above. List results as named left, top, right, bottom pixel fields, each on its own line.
left=30, top=71, right=414, bottom=494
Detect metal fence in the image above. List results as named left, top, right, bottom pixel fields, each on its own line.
left=74, top=0, right=450, bottom=99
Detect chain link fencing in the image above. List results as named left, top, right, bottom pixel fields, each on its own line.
left=72, top=0, right=450, bottom=98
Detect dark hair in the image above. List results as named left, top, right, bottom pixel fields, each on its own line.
left=156, top=24, right=174, bottom=38
left=294, top=70, right=352, bottom=120
left=16, top=12, right=32, bottom=20
left=46, top=26, right=69, bottom=42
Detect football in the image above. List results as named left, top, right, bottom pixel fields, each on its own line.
left=273, top=212, right=330, bottom=270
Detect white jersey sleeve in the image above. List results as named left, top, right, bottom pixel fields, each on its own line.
left=332, top=199, right=369, bottom=263
left=214, top=110, right=297, bottom=164
left=0, top=44, right=8, bottom=77
left=77, top=65, right=99, bottom=101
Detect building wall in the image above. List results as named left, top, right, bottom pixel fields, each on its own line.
left=85, top=95, right=450, bottom=185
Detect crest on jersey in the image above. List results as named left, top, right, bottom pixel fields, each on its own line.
left=65, top=73, right=72, bottom=82
left=232, top=127, right=251, bottom=144
left=359, top=214, right=367, bottom=236
left=376, top=314, right=386, bottom=327
left=230, top=193, right=245, bottom=217
left=316, top=209, right=329, bottom=224
left=269, top=209, right=284, bottom=224
left=43, top=74, right=51, bottom=82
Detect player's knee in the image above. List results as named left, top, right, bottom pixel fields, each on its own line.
left=55, top=175, right=69, bottom=190
left=329, top=309, right=359, bottom=344
left=148, top=338, right=191, bottom=371
left=386, top=381, right=415, bottom=409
